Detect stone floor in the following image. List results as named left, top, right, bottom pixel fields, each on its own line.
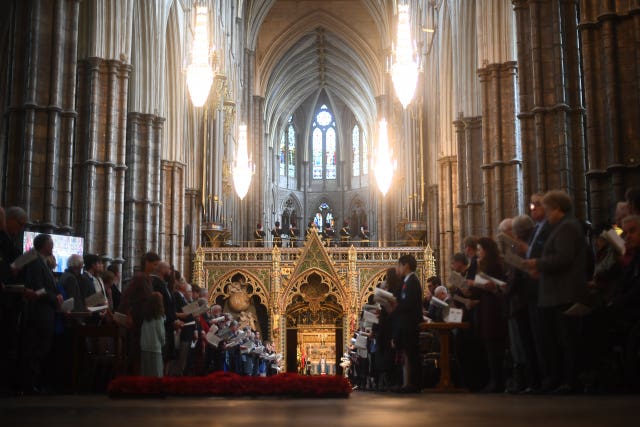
left=0, top=391, right=635, bottom=427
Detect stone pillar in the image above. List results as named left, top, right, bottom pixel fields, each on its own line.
left=454, top=116, right=484, bottom=239
left=579, top=1, right=640, bottom=225
left=123, top=113, right=164, bottom=277
left=74, top=58, right=131, bottom=261
left=438, top=156, right=458, bottom=284
left=514, top=0, right=587, bottom=218
left=4, top=0, right=80, bottom=232
left=183, top=188, right=201, bottom=283
left=160, top=161, right=185, bottom=275
left=478, top=62, right=522, bottom=234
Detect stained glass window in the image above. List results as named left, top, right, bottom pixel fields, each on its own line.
left=352, top=125, right=360, bottom=177
left=317, top=106, right=332, bottom=126
left=279, top=133, right=285, bottom=176
left=311, top=105, right=337, bottom=181
left=287, top=124, right=296, bottom=178
left=326, top=128, right=336, bottom=179
left=312, top=127, right=323, bottom=180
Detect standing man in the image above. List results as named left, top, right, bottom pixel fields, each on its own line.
left=289, top=223, right=298, bottom=248
left=271, top=222, right=283, bottom=248
left=521, top=192, right=554, bottom=392
left=393, top=254, right=423, bottom=393
left=339, top=221, right=351, bottom=247
left=359, top=224, right=370, bottom=247
left=254, top=224, right=266, bottom=247
left=21, top=234, right=61, bottom=394
left=151, top=261, right=177, bottom=373
left=81, top=254, right=107, bottom=304
left=0, top=206, right=27, bottom=394
left=524, top=190, right=586, bottom=393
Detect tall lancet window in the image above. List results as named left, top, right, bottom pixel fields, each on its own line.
left=351, top=124, right=368, bottom=177
left=280, top=116, right=296, bottom=178
left=279, top=133, right=286, bottom=176
left=352, top=125, right=360, bottom=177
left=311, top=104, right=337, bottom=180
left=287, top=122, right=296, bottom=178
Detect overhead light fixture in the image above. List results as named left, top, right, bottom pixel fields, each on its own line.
left=391, top=4, right=419, bottom=109
left=232, top=124, right=254, bottom=200
left=186, top=6, right=214, bottom=107
left=374, top=119, right=394, bottom=196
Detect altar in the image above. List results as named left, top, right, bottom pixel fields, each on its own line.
left=298, top=326, right=337, bottom=375
left=192, top=232, right=436, bottom=372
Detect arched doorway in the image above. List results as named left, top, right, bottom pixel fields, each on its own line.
left=280, top=269, right=347, bottom=375
left=285, top=294, right=343, bottom=375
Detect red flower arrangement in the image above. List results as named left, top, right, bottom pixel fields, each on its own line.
left=108, top=372, right=352, bottom=398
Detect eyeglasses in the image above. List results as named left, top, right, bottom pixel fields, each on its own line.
left=529, top=201, right=542, bottom=210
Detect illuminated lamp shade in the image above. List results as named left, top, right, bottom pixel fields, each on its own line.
left=374, top=119, right=394, bottom=196
left=186, top=6, right=213, bottom=107
left=391, top=4, right=419, bottom=109
left=232, top=124, right=254, bottom=200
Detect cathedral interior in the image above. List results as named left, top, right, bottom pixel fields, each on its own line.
left=5, top=0, right=639, bottom=284
left=1, top=0, right=640, bottom=417
left=3, top=0, right=640, bottom=364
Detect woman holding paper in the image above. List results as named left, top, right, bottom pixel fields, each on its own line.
left=473, top=237, right=507, bottom=393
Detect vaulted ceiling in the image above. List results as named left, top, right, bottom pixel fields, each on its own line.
left=248, top=1, right=391, bottom=144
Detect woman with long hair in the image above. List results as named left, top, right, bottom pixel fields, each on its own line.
left=474, top=237, right=507, bottom=392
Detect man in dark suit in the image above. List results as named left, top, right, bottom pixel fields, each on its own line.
left=172, top=280, right=196, bottom=376
left=21, top=233, right=61, bottom=394
left=151, top=261, right=177, bottom=371
left=392, top=254, right=423, bottom=393
left=524, top=190, right=587, bottom=393
left=521, top=192, right=553, bottom=392
left=0, top=206, right=27, bottom=394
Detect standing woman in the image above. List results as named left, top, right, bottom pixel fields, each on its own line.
left=474, top=237, right=508, bottom=392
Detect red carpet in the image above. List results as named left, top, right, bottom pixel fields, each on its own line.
left=108, top=372, right=352, bottom=398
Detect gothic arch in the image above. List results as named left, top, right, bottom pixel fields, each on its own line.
left=278, top=267, right=349, bottom=315
left=358, top=268, right=389, bottom=308
left=208, top=269, right=270, bottom=308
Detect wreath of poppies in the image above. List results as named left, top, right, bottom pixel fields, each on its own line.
left=108, top=372, right=352, bottom=398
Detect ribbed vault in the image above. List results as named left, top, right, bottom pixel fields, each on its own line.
left=263, top=28, right=377, bottom=146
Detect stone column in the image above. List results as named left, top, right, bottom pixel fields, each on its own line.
left=438, top=156, right=458, bottom=283
left=4, top=0, right=80, bottom=232
left=579, top=1, right=640, bottom=225
left=183, top=188, right=201, bottom=283
left=478, top=62, right=522, bottom=234
left=160, top=161, right=185, bottom=274
left=74, top=58, right=130, bottom=261
left=513, top=0, right=587, bottom=218
left=454, top=116, right=484, bottom=239
left=123, top=113, right=164, bottom=277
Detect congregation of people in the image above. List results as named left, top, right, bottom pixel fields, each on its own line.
left=0, top=209, right=280, bottom=395
left=346, top=189, right=640, bottom=394
left=2, top=186, right=640, bottom=396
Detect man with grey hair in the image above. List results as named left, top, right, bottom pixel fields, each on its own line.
left=171, top=280, right=197, bottom=376
left=58, top=254, right=85, bottom=312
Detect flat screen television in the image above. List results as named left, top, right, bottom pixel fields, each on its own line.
left=22, top=232, right=84, bottom=274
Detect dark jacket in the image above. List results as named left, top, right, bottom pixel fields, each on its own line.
left=392, top=273, right=423, bottom=350
left=23, top=254, right=59, bottom=325
left=58, top=269, right=85, bottom=311
left=174, top=291, right=195, bottom=342
left=524, top=221, right=554, bottom=303
left=536, top=216, right=587, bottom=308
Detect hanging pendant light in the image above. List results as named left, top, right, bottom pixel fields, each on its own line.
left=374, top=119, right=394, bottom=196
left=186, top=6, right=213, bottom=107
left=232, top=124, right=254, bottom=200
left=391, top=4, right=419, bottom=109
